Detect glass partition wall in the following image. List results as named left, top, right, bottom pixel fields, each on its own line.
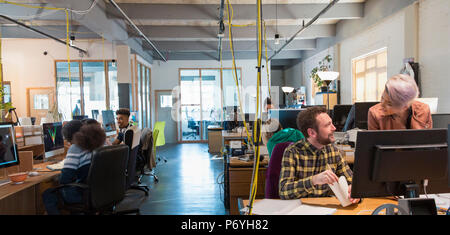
left=179, top=68, right=242, bottom=142
left=56, top=60, right=118, bottom=121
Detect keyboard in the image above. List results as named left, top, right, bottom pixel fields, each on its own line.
left=46, top=159, right=65, bottom=171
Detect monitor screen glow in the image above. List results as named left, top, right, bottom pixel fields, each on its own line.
left=0, top=124, right=19, bottom=169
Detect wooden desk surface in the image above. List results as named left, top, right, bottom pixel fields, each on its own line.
left=243, top=197, right=398, bottom=215
left=222, top=130, right=251, bottom=139
left=336, top=144, right=355, bottom=164
left=229, top=156, right=269, bottom=168
left=0, top=162, right=61, bottom=200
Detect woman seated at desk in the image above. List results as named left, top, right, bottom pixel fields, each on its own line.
left=368, top=74, right=432, bottom=130
left=42, top=120, right=106, bottom=215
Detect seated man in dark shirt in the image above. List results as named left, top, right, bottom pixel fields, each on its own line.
left=112, top=108, right=131, bottom=145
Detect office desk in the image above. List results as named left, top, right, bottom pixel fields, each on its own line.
left=336, top=144, right=354, bottom=164
left=208, top=126, right=223, bottom=154
left=222, top=130, right=252, bottom=146
left=240, top=197, right=398, bottom=215
left=0, top=162, right=61, bottom=215
left=18, top=144, right=45, bottom=159
left=224, top=153, right=269, bottom=215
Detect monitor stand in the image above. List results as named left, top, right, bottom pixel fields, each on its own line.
left=373, top=182, right=438, bottom=215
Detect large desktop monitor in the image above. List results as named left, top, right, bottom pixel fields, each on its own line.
left=269, top=109, right=304, bottom=129
left=42, top=122, right=64, bottom=159
left=342, top=102, right=379, bottom=131
left=351, top=129, right=449, bottom=199
left=432, top=113, right=450, bottom=128
left=0, top=124, right=19, bottom=169
left=101, top=110, right=116, bottom=135
left=91, top=110, right=99, bottom=120
left=332, top=104, right=353, bottom=132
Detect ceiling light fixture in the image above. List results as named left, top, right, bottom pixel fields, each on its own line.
left=274, top=0, right=281, bottom=45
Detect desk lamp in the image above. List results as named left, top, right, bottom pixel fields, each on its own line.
left=317, top=71, right=339, bottom=113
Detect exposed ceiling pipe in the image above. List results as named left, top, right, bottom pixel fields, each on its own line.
left=108, top=0, right=167, bottom=62
left=0, top=14, right=88, bottom=55
left=217, top=0, right=225, bottom=61
left=268, top=0, right=340, bottom=61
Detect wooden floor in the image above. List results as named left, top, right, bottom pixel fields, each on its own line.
left=128, top=143, right=227, bottom=215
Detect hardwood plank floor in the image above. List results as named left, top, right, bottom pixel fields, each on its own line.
left=134, top=143, right=227, bottom=215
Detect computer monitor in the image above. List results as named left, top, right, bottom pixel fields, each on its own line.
left=351, top=129, right=449, bottom=199
left=91, top=110, right=99, bottom=120
left=332, top=105, right=353, bottom=132
left=415, top=97, right=438, bottom=114
left=0, top=124, right=19, bottom=169
left=432, top=113, right=450, bottom=128
left=269, top=109, right=303, bottom=129
left=342, top=102, right=379, bottom=131
left=130, top=111, right=139, bottom=124
left=101, top=110, right=116, bottom=135
left=73, top=115, right=88, bottom=120
left=42, top=122, right=64, bottom=159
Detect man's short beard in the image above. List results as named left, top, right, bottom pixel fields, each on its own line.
left=316, top=129, right=334, bottom=146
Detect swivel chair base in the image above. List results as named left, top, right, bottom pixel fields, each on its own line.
left=130, top=184, right=149, bottom=196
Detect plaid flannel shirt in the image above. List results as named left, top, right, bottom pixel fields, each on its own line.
left=279, top=139, right=353, bottom=199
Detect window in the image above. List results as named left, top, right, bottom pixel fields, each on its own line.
left=2, top=81, right=11, bottom=104
left=56, top=62, right=81, bottom=120
left=160, top=95, right=172, bottom=108
left=132, top=62, right=152, bottom=129
left=56, top=60, right=118, bottom=120
left=108, top=62, right=119, bottom=111
left=34, top=94, right=49, bottom=109
left=352, top=48, right=387, bottom=102
left=178, top=68, right=241, bottom=142
left=82, top=62, right=106, bottom=118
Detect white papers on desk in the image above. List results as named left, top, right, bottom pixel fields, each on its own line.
left=419, top=193, right=450, bottom=209
left=230, top=141, right=242, bottom=149
left=249, top=199, right=336, bottom=215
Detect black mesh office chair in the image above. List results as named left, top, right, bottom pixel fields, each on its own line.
left=53, top=145, right=140, bottom=215
left=187, top=118, right=199, bottom=140
left=124, top=128, right=150, bottom=196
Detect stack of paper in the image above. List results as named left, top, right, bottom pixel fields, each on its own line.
left=250, top=199, right=336, bottom=215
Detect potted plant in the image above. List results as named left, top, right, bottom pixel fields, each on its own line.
left=310, top=55, right=333, bottom=93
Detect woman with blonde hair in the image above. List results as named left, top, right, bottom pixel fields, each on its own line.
left=368, top=74, right=432, bottom=130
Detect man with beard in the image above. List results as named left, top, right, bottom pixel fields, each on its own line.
left=278, top=106, right=359, bottom=204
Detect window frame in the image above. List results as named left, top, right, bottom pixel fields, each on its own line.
left=351, top=48, right=388, bottom=103
left=54, top=59, right=116, bottom=120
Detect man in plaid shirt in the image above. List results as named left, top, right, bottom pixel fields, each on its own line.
left=279, top=106, right=360, bottom=204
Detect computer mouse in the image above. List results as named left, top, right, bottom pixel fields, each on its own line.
left=28, top=171, right=39, bottom=176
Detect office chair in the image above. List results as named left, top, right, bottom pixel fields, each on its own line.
left=139, top=127, right=159, bottom=183
left=265, top=142, right=293, bottom=199
left=52, top=145, right=140, bottom=215
left=186, top=118, right=199, bottom=140
left=153, top=121, right=167, bottom=163
left=124, top=127, right=150, bottom=196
